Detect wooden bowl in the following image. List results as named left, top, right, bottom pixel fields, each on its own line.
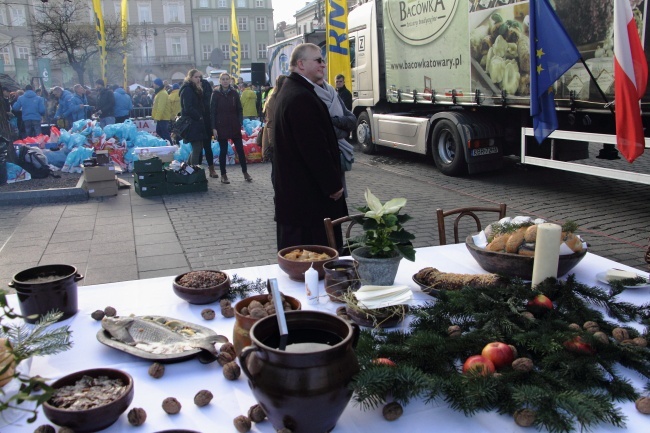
left=345, top=305, right=408, bottom=329
left=465, top=235, right=587, bottom=280
left=277, top=245, right=339, bottom=281
left=172, top=270, right=231, bottom=304
left=43, top=368, right=134, bottom=433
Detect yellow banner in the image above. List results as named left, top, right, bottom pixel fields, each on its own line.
left=326, top=0, right=351, bottom=87
left=92, top=0, right=107, bottom=84
left=229, top=0, right=240, bottom=80
left=121, top=0, right=129, bottom=89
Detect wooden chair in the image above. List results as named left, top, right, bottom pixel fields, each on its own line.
left=323, top=214, right=363, bottom=253
left=436, top=204, right=507, bottom=245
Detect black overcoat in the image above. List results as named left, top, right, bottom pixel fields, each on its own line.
left=179, top=82, right=207, bottom=143
left=272, top=72, right=348, bottom=226
left=210, top=86, right=243, bottom=139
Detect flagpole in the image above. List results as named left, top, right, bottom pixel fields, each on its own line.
left=578, top=57, right=615, bottom=115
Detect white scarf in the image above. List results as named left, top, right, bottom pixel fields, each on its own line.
left=313, top=82, right=354, bottom=163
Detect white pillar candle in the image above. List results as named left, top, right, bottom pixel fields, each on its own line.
left=531, top=223, right=562, bottom=287
left=305, top=264, right=319, bottom=305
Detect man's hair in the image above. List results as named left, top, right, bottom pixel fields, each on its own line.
left=290, top=43, right=321, bottom=67
left=335, top=74, right=345, bottom=81
left=24, top=85, right=33, bottom=91
left=95, top=79, right=105, bottom=86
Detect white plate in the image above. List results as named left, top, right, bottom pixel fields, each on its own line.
left=595, top=272, right=650, bottom=289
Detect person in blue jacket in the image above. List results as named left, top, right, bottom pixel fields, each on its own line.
left=52, top=86, right=75, bottom=129
left=113, top=85, right=133, bottom=123
left=68, top=84, right=89, bottom=123
left=12, top=85, right=45, bottom=138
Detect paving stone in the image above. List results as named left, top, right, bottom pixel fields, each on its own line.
left=135, top=232, right=179, bottom=246
left=137, top=254, right=189, bottom=272
left=44, top=240, right=92, bottom=255
left=133, top=224, right=175, bottom=236
left=84, top=265, right=138, bottom=286
left=50, top=230, right=93, bottom=243
left=136, top=242, right=184, bottom=257
left=40, top=250, right=91, bottom=266
left=87, top=252, right=138, bottom=269
left=89, top=240, right=135, bottom=255
left=139, top=266, right=190, bottom=279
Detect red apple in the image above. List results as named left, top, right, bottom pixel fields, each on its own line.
left=462, top=355, right=495, bottom=376
left=563, top=336, right=595, bottom=355
left=372, top=358, right=396, bottom=367
left=527, top=295, right=553, bottom=315
left=481, top=342, right=515, bottom=369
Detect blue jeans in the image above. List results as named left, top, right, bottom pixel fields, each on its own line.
left=23, top=120, right=41, bottom=138
left=156, top=120, right=171, bottom=143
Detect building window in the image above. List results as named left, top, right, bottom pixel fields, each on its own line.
left=257, top=43, right=267, bottom=59
left=238, top=17, right=248, bottom=31
left=0, top=8, right=6, bottom=26
left=237, top=0, right=247, bottom=7
left=113, top=2, right=121, bottom=19
left=218, top=0, right=227, bottom=7
left=255, top=0, right=264, bottom=7
left=200, top=16, right=211, bottom=31
left=10, top=7, right=26, bottom=26
left=218, top=17, right=229, bottom=31
left=138, top=4, right=152, bottom=23
left=17, top=47, right=29, bottom=60
left=171, top=37, right=182, bottom=56
left=199, top=0, right=209, bottom=7
left=0, top=47, right=11, bottom=65
left=241, top=43, right=249, bottom=60
left=166, top=3, right=181, bottom=23
left=202, top=45, right=212, bottom=60
left=221, top=44, right=230, bottom=58
left=255, top=16, right=266, bottom=31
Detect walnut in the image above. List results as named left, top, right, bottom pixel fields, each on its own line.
left=612, top=327, right=629, bottom=342
left=217, top=351, right=234, bottom=366
left=249, top=308, right=268, bottom=319
left=127, top=407, right=147, bottom=426
left=248, top=300, right=264, bottom=310
left=568, top=323, right=581, bottom=331
left=220, top=299, right=232, bottom=308
left=583, top=321, right=599, bottom=333
left=104, top=306, right=117, bottom=317
left=148, top=362, right=165, bottom=379
left=240, top=307, right=250, bottom=316
left=221, top=306, right=235, bottom=318
left=633, top=337, right=648, bottom=347
left=264, top=305, right=276, bottom=315
left=220, top=342, right=236, bottom=359
left=162, top=397, right=182, bottom=414
left=593, top=332, right=609, bottom=344
left=91, top=309, right=105, bottom=321
left=447, top=325, right=462, bottom=338
left=233, top=415, right=252, bottom=432
left=248, top=403, right=266, bottom=422
left=33, top=426, right=55, bottom=433
left=514, top=408, right=536, bottom=427
left=521, top=311, right=535, bottom=320
left=201, top=308, right=216, bottom=320
left=508, top=345, right=518, bottom=359
left=58, top=428, right=75, bottom=433
left=512, top=357, right=534, bottom=372
left=382, top=401, right=403, bottom=421
left=194, top=389, right=214, bottom=407
left=636, top=396, right=650, bottom=414
left=223, top=361, right=241, bottom=380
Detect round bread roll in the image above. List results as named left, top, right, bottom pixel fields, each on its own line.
left=517, top=246, right=536, bottom=257
left=506, top=227, right=527, bottom=253
left=564, top=233, right=583, bottom=253
left=524, top=225, right=537, bottom=243
left=486, top=234, right=509, bottom=252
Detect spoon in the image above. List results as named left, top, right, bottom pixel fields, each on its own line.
left=267, top=278, right=288, bottom=350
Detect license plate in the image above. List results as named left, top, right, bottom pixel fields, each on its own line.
left=471, top=147, right=499, bottom=157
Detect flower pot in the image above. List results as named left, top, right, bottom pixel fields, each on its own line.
left=351, top=247, right=402, bottom=286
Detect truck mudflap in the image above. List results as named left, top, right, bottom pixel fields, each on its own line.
left=430, top=111, right=503, bottom=176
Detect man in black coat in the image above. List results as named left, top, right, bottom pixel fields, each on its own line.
left=94, top=79, right=115, bottom=127
left=272, top=43, right=348, bottom=250
left=335, top=74, right=352, bottom=111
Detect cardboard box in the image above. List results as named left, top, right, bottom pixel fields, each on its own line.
left=83, top=165, right=116, bottom=182
left=83, top=179, right=118, bottom=198
left=134, top=180, right=165, bottom=197
left=95, top=150, right=110, bottom=166
left=134, top=171, right=166, bottom=185
left=165, top=168, right=206, bottom=185
left=133, top=158, right=163, bottom=173
left=166, top=181, right=208, bottom=195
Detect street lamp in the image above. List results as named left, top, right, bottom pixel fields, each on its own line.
left=312, top=0, right=324, bottom=30
left=141, top=21, right=158, bottom=86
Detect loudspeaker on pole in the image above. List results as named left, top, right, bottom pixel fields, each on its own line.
left=251, top=63, right=266, bottom=85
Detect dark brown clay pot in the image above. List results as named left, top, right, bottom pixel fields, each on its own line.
left=233, top=294, right=301, bottom=355
left=172, top=270, right=230, bottom=305
left=239, top=311, right=360, bottom=433
left=323, top=259, right=361, bottom=303
left=9, top=264, right=81, bottom=324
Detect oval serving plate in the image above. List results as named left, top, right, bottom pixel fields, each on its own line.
left=412, top=274, right=441, bottom=298
left=595, top=272, right=650, bottom=289
left=97, top=315, right=223, bottom=363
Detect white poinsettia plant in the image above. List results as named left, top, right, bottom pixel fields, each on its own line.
left=349, top=189, right=416, bottom=261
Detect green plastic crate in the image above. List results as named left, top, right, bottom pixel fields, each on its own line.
left=134, top=180, right=166, bottom=197
left=133, top=158, right=163, bottom=173
left=165, top=168, right=206, bottom=185
left=165, top=181, right=208, bottom=195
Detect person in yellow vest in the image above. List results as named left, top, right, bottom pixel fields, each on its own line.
left=240, top=83, right=258, bottom=120
left=168, top=83, right=181, bottom=120
left=152, top=78, right=172, bottom=143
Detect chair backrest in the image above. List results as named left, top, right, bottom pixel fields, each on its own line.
left=645, top=237, right=650, bottom=267
left=323, top=214, right=363, bottom=253
left=436, top=204, right=507, bottom=245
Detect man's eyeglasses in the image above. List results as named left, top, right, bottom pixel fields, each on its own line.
left=307, top=57, right=325, bottom=64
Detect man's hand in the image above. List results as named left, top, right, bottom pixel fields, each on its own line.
left=329, top=188, right=344, bottom=201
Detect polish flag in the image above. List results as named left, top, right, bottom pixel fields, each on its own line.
left=614, top=0, right=648, bottom=162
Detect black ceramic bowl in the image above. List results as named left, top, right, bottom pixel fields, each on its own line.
left=42, top=368, right=134, bottom=433
left=277, top=245, right=339, bottom=281
left=172, top=270, right=231, bottom=304
left=465, top=235, right=587, bottom=279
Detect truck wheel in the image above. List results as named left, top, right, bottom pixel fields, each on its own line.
left=431, top=119, right=466, bottom=176
left=356, top=112, right=375, bottom=154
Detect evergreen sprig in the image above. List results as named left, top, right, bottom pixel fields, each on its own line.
left=222, top=274, right=266, bottom=301
left=350, top=276, right=650, bottom=432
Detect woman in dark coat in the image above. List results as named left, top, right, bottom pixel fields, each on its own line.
left=200, top=77, right=217, bottom=178
left=179, top=69, right=207, bottom=165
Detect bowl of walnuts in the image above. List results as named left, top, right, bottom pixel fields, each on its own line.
left=465, top=220, right=587, bottom=279
left=42, top=368, right=134, bottom=433
left=277, top=245, right=339, bottom=281
left=172, top=270, right=231, bottom=305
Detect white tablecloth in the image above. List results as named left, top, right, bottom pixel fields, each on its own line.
left=3, top=244, right=649, bottom=432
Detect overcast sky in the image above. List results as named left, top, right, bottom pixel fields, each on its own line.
left=273, top=0, right=314, bottom=25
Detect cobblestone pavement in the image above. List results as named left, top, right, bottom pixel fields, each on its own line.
left=1, top=143, right=649, bottom=290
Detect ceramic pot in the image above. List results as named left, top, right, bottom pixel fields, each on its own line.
left=8, top=264, right=81, bottom=324
left=351, top=247, right=402, bottom=286
left=323, top=259, right=361, bottom=303
left=233, top=294, right=301, bottom=355
left=239, top=311, right=360, bottom=433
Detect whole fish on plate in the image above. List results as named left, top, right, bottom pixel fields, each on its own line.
left=101, top=316, right=227, bottom=356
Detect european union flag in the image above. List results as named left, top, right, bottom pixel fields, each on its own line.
left=530, top=0, right=580, bottom=144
